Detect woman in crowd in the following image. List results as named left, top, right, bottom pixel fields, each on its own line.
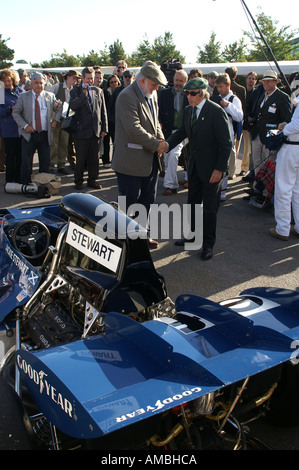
left=0, top=69, right=23, bottom=183
left=102, top=74, right=121, bottom=167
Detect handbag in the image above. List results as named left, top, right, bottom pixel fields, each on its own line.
left=265, top=129, right=286, bottom=151
left=61, top=106, right=77, bottom=134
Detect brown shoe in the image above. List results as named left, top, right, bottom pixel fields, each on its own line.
left=269, top=227, right=289, bottom=241
left=147, top=238, right=159, bottom=249
left=178, top=179, right=187, bottom=186
left=292, top=228, right=299, bottom=237
left=74, top=183, right=83, bottom=190
left=87, top=182, right=102, bottom=189
left=163, top=188, right=177, bottom=195
left=183, top=182, right=188, bottom=189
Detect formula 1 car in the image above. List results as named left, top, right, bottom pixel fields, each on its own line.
left=0, top=192, right=299, bottom=450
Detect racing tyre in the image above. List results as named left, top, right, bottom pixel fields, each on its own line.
left=265, top=362, right=299, bottom=427
left=0, top=376, right=33, bottom=450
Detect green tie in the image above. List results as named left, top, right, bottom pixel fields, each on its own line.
left=192, top=106, right=197, bottom=132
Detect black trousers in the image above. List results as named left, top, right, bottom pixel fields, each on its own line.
left=20, top=132, right=50, bottom=184
left=188, top=169, right=222, bottom=250
left=73, top=134, right=99, bottom=185
left=3, top=137, right=22, bottom=183
left=116, top=156, right=159, bottom=231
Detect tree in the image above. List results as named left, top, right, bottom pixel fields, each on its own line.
left=152, top=32, right=185, bottom=65
left=129, top=35, right=156, bottom=65
left=80, top=50, right=103, bottom=67
left=41, top=49, right=81, bottom=68
left=222, top=38, right=248, bottom=63
left=0, top=35, right=14, bottom=69
left=130, top=32, right=185, bottom=66
left=244, top=10, right=299, bottom=61
left=109, top=40, right=126, bottom=66
left=197, top=32, right=222, bottom=63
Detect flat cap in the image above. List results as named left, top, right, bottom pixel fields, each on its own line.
left=183, top=77, right=208, bottom=90
left=141, top=61, right=167, bottom=86
left=261, top=70, right=278, bottom=80
left=31, top=71, right=45, bottom=81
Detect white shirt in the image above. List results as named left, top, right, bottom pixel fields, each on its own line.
left=193, top=98, right=206, bottom=119
left=221, top=91, right=243, bottom=141
left=32, top=90, right=48, bottom=131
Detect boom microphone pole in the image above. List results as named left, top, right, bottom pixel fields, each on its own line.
left=240, top=0, right=291, bottom=93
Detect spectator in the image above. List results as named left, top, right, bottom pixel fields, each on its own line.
left=207, top=71, right=219, bottom=99
left=102, top=74, right=121, bottom=166
left=213, top=73, right=243, bottom=190
left=0, top=69, right=23, bottom=183
left=69, top=67, right=108, bottom=190
left=250, top=70, right=291, bottom=175
left=158, top=69, right=189, bottom=195
left=239, top=71, right=258, bottom=176
left=112, top=61, right=168, bottom=249
left=17, top=69, right=30, bottom=91
left=12, top=72, right=62, bottom=184
left=188, top=68, right=203, bottom=80
left=93, top=66, right=107, bottom=90
left=115, top=60, right=127, bottom=84
left=50, top=70, right=80, bottom=174
left=168, top=77, right=232, bottom=260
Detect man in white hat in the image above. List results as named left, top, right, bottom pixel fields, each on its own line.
left=250, top=70, right=291, bottom=174
left=112, top=61, right=168, bottom=249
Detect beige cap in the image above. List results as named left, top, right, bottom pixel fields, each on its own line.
left=141, top=61, right=167, bottom=86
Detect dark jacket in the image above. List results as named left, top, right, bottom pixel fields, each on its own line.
left=0, top=86, right=23, bottom=138
left=250, top=87, right=291, bottom=143
left=158, top=87, right=188, bottom=139
left=167, top=100, right=232, bottom=183
left=69, top=85, right=108, bottom=139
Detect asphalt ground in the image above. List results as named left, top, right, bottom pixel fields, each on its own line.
left=1, top=151, right=299, bottom=450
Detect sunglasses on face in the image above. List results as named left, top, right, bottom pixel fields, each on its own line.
left=184, top=90, right=201, bottom=96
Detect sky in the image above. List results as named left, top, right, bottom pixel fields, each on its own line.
left=2, top=0, right=298, bottom=67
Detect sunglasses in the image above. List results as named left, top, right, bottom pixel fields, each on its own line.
left=184, top=90, right=201, bottom=96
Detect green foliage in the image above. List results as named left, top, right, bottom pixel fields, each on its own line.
left=129, top=32, right=185, bottom=66
left=244, top=10, right=299, bottom=61
left=197, top=32, right=222, bottom=63
left=0, top=35, right=14, bottom=69
left=41, top=49, right=81, bottom=68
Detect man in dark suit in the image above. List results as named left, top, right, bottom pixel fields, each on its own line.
left=251, top=70, right=291, bottom=174
left=158, top=69, right=189, bottom=195
left=167, top=78, right=232, bottom=260
left=69, top=67, right=108, bottom=190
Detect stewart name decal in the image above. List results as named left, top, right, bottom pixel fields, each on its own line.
left=66, top=221, right=122, bottom=273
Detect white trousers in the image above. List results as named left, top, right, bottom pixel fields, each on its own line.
left=163, top=141, right=185, bottom=189
left=274, top=143, right=299, bottom=236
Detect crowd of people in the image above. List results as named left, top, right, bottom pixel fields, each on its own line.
left=0, top=60, right=298, bottom=258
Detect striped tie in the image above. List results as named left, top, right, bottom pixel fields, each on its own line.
left=35, top=95, right=42, bottom=132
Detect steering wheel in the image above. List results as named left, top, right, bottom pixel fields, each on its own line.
left=11, top=220, right=51, bottom=260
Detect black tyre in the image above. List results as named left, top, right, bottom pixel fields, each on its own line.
left=265, top=362, right=299, bottom=427
left=0, top=376, right=33, bottom=450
